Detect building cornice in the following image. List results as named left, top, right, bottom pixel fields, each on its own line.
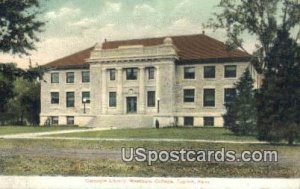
left=86, top=43, right=178, bottom=64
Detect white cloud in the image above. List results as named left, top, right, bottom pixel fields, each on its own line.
left=105, top=2, right=121, bottom=13
left=174, top=0, right=190, bottom=10
left=133, top=4, right=156, bottom=15
left=69, top=18, right=98, bottom=28
left=45, top=7, right=81, bottom=20
left=5, top=1, right=260, bottom=69
left=166, top=18, right=202, bottom=35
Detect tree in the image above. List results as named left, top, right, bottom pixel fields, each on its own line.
left=0, top=0, right=44, bottom=125
left=257, top=29, right=300, bottom=144
left=0, top=63, right=22, bottom=121
left=0, top=0, right=44, bottom=54
left=5, top=78, right=30, bottom=125
left=0, top=64, right=43, bottom=125
left=207, top=0, right=300, bottom=72
left=223, top=68, right=257, bottom=135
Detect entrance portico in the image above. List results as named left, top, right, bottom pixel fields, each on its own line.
left=85, top=37, right=178, bottom=127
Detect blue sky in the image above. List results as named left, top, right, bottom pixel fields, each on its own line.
left=1, top=0, right=257, bottom=68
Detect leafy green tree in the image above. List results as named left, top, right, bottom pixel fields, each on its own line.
left=223, top=68, right=257, bottom=135
left=0, top=0, right=44, bottom=54
left=22, top=81, right=40, bottom=125
left=0, top=0, right=44, bottom=125
left=4, top=78, right=41, bottom=126
left=5, top=78, right=30, bottom=125
left=207, top=0, right=300, bottom=72
left=0, top=63, right=22, bottom=122
left=257, top=29, right=300, bottom=144
left=0, top=64, right=42, bottom=125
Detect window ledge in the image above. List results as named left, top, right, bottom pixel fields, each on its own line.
left=183, top=78, right=196, bottom=81
left=183, top=103, right=196, bottom=108
left=203, top=78, right=216, bottom=80
left=224, top=77, right=237, bottom=79
left=202, top=106, right=217, bottom=109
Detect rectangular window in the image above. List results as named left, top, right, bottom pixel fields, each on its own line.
left=109, top=69, right=116, bottom=81
left=109, top=92, right=117, bottom=107
left=82, top=71, right=90, bottom=83
left=183, top=89, right=195, bottom=103
left=203, top=89, right=215, bottom=107
left=66, top=116, right=74, bottom=125
left=51, top=73, right=59, bottom=83
left=184, top=67, right=195, bottom=79
left=82, top=92, right=90, bottom=103
left=51, top=116, right=59, bottom=125
left=225, top=65, right=237, bottom=78
left=148, top=67, right=155, bottom=80
left=126, top=68, right=138, bottom=80
left=224, top=88, right=236, bottom=104
left=204, top=117, right=214, bottom=127
left=204, top=66, right=215, bottom=78
left=66, top=92, right=75, bottom=107
left=66, top=72, right=74, bottom=83
left=51, top=92, right=59, bottom=104
left=184, top=117, right=194, bottom=126
left=147, top=91, right=156, bottom=107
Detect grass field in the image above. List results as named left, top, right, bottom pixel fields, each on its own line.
left=0, top=139, right=299, bottom=177
left=50, top=127, right=257, bottom=141
left=0, top=127, right=299, bottom=177
left=0, top=126, right=84, bottom=135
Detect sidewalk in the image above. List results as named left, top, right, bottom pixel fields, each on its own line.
left=0, top=127, right=115, bottom=139
left=1, top=128, right=296, bottom=145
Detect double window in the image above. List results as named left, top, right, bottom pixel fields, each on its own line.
left=148, top=67, right=155, bottom=80
left=183, top=89, right=195, bottom=103
left=82, top=92, right=90, bottom=103
left=184, top=67, right=195, bottom=79
left=126, top=68, right=138, bottom=80
left=109, top=92, right=117, bottom=107
left=109, top=69, right=116, bottom=81
left=51, top=73, right=59, bottom=83
left=82, top=71, right=90, bottom=83
left=51, top=92, right=59, bottom=104
left=66, top=92, right=75, bottom=107
left=225, top=65, right=237, bottom=78
left=147, top=91, right=156, bottom=107
left=203, top=89, right=215, bottom=107
left=51, top=116, right=59, bottom=125
left=66, top=72, right=74, bottom=83
left=204, top=117, right=214, bottom=127
left=184, top=117, right=194, bottom=126
left=66, top=116, right=74, bottom=125
left=224, top=88, right=236, bottom=104
left=204, top=66, right=215, bottom=78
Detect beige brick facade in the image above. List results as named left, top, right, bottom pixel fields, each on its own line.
left=40, top=35, right=257, bottom=128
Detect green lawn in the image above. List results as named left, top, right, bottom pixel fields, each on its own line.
left=50, top=127, right=257, bottom=141
left=0, top=155, right=297, bottom=177
left=0, top=127, right=299, bottom=177
left=0, top=139, right=299, bottom=177
left=0, top=126, right=85, bottom=135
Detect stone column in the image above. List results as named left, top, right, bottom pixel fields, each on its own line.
left=139, top=66, right=145, bottom=113
left=117, top=67, right=123, bottom=114
left=155, top=66, right=160, bottom=114
left=101, top=68, right=107, bottom=114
